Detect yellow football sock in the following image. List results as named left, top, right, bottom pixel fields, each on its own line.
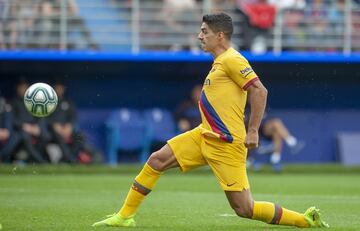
left=252, top=201, right=309, bottom=228
left=119, top=163, right=162, bottom=218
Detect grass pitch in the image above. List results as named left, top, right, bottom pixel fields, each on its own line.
left=0, top=164, right=360, bottom=231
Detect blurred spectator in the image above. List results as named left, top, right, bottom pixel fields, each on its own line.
left=2, top=0, right=19, bottom=49
left=0, top=97, right=10, bottom=160
left=34, top=0, right=59, bottom=49
left=0, top=96, right=18, bottom=162
left=282, top=8, right=306, bottom=50
left=52, top=0, right=97, bottom=50
left=247, top=111, right=305, bottom=172
left=46, top=81, right=101, bottom=164
left=17, top=0, right=36, bottom=49
left=210, top=0, right=237, bottom=12
left=46, top=81, right=78, bottom=163
left=236, top=0, right=276, bottom=53
left=268, top=0, right=306, bottom=10
left=304, top=0, right=330, bottom=51
left=175, top=84, right=202, bottom=133
left=161, top=0, right=200, bottom=52
left=0, top=0, right=9, bottom=49
left=10, top=79, right=50, bottom=163
left=328, top=0, right=345, bottom=51
left=1, top=0, right=96, bottom=50
left=352, top=4, right=360, bottom=51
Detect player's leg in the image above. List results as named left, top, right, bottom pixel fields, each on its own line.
left=226, top=190, right=328, bottom=228
left=263, top=118, right=305, bottom=154
left=0, top=132, right=21, bottom=162
left=204, top=137, right=327, bottom=228
left=226, top=190, right=304, bottom=227
left=20, top=132, right=47, bottom=163
left=263, top=118, right=290, bottom=140
left=262, top=119, right=284, bottom=166
left=117, top=144, right=178, bottom=219
left=268, top=132, right=282, bottom=162
left=93, top=127, right=206, bottom=227
left=92, top=144, right=177, bottom=227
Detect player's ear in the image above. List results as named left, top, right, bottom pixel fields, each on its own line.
left=217, top=31, right=225, bottom=40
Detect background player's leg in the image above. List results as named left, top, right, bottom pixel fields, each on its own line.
left=269, top=132, right=283, bottom=165
left=263, top=118, right=291, bottom=140
left=263, top=118, right=304, bottom=154
left=225, top=190, right=310, bottom=228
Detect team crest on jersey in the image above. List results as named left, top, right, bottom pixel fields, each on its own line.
left=240, top=66, right=253, bottom=78
left=210, top=65, right=217, bottom=73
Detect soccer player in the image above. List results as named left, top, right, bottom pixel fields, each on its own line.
left=247, top=111, right=306, bottom=172
left=93, top=13, right=328, bottom=228
left=175, top=84, right=202, bottom=133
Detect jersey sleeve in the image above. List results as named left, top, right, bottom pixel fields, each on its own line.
left=223, top=56, right=259, bottom=90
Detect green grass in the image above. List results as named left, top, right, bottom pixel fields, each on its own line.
left=0, top=164, right=360, bottom=230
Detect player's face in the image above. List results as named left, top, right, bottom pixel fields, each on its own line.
left=54, top=84, right=65, bottom=98
left=17, top=83, right=28, bottom=96
left=198, top=23, right=218, bottom=52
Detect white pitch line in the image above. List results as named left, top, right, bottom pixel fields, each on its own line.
left=219, top=214, right=237, bottom=217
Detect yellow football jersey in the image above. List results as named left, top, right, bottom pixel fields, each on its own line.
left=199, top=47, right=259, bottom=143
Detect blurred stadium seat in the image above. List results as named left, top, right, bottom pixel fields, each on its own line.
left=105, top=108, right=148, bottom=164
left=77, top=109, right=112, bottom=156
left=337, top=132, right=360, bottom=166
left=143, top=108, right=176, bottom=158
left=105, top=108, right=177, bottom=164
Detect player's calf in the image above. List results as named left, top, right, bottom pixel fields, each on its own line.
left=226, top=190, right=254, bottom=218
left=232, top=205, right=253, bottom=218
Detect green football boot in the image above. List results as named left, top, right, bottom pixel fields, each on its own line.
left=92, top=213, right=136, bottom=227
left=304, top=207, right=329, bottom=228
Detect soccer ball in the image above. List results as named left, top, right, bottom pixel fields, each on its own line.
left=24, top=83, right=58, bottom=117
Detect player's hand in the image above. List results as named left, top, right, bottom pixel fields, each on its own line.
left=244, top=130, right=259, bottom=150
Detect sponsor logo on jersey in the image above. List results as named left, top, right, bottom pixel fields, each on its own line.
left=204, top=78, right=211, bottom=86
left=240, top=67, right=253, bottom=78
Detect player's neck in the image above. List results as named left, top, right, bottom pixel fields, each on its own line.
left=211, top=43, right=231, bottom=59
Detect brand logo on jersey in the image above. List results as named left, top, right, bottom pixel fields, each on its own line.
left=204, top=78, right=211, bottom=86
left=240, top=67, right=253, bottom=78
left=226, top=182, right=237, bottom=187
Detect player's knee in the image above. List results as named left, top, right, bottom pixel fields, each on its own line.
left=233, top=205, right=253, bottom=218
left=147, top=151, right=166, bottom=171
left=272, top=118, right=283, bottom=128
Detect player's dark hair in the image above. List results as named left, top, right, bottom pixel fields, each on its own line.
left=202, top=13, right=233, bottom=40
left=16, top=76, right=28, bottom=86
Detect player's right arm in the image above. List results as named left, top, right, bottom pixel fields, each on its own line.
left=245, top=80, right=268, bottom=149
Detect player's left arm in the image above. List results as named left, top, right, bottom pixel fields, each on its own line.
left=223, top=56, right=268, bottom=149
left=245, top=80, right=268, bottom=149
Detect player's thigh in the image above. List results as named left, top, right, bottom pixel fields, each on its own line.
left=202, top=137, right=249, bottom=191
left=167, top=126, right=206, bottom=172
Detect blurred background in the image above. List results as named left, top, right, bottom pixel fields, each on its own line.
left=1, top=0, right=360, bottom=168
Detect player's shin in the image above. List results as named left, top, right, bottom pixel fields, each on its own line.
left=118, top=163, right=162, bottom=218
left=252, top=201, right=309, bottom=228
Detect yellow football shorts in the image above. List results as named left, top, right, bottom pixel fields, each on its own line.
left=167, top=126, right=250, bottom=191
